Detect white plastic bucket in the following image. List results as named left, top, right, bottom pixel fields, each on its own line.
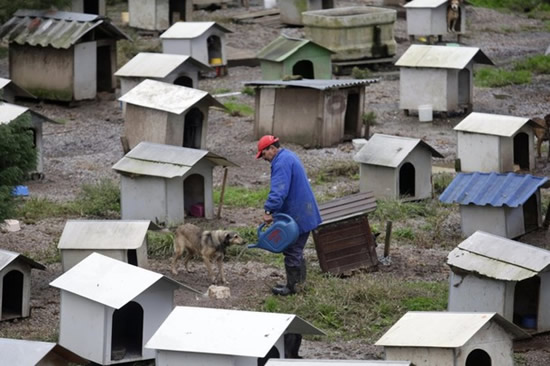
left=418, top=104, right=433, bottom=122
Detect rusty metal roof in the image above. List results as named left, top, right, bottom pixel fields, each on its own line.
left=115, top=52, right=211, bottom=78
left=256, top=35, right=333, bottom=62
left=447, top=231, right=550, bottom=281
left=0, top=9, right=130, bottom=49
left=112, top=141, right=238, bottom=178
left=354, top=133, right=443, bottom=167
left=454, top=112, right=535, bottom=137
left=395, top=45, right=494, bottom=69
left=244, top=79, right=377, bottom=90
left=318, top=191, right=377, bottom=225
left=160, top=21, right=232, bottom=39
left=119, top=79, right=224, bottom=113
left=404, top=0, right=447, bottom=8
left=0, top=248, right=45, bottom=272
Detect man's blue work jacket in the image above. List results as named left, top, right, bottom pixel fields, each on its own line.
left=264, top=148, right=322, bottom=234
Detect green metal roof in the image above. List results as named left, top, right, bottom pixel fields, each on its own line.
left=256, top=35, right=333, bottom=62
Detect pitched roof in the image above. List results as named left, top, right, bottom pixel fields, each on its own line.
left=353, top=133, right=443, bottom=167
left=118, top=79, right=224, bottom=113
left=49, top=253, right=199, bottom=308
left=375, top=312, right=528, bottom=348
left=404, top=0, right=448, bottom=8
left=0, top=338, right=87, bottom=365
left=244, top=79, right=377, bottom=90
left=0, top=9, right=130, bottom=49
left=57, top=220, right=151, bottom=250
left=447, top=231, right=550, bottom=281
left=0, top=249, right=45, bottom=272
left=114, top=52, right=211, bottom=78
left=454, top=112, right=535, bottom=137
left=0, top=101, right=57, bottom=124
left=145, top=306, right=324, bottom=358
left=160, top=21, right=232, bottom=39
left=439, top=172, right=548, bottom=207
left=395, top=45, right=494, bottom=69
left=112, top=141, right=238, bottom=178
left=0, top=77, right=36, bottom=100
left=318, top=191, right=377, bottom=225
left=256, top=35, right=334, bottom=62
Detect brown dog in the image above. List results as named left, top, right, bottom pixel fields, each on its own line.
left=533, top=114, right=550, bottom=159
left=171, top=223, right=245, bottom=284
left=447, top=0, right=461, bottom=33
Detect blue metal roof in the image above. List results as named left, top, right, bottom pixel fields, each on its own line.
left=439, top=172, right=548, bottom=207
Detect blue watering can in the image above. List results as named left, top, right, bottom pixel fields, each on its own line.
left=248, top=213, right=299, bottom=253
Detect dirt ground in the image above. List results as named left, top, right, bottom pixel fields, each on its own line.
left=1, top=0, right=550, bottom=364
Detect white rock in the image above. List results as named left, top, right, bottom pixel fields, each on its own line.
left=1, top=219, right=20, bottom=233
left=208, top=285, right=231, bottom=299
left=352, top=138, right=368, bottom=151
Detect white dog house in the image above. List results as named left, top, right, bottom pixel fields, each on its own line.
left=115, top=53, right=212, bottom=97
left=128, top=0, right=192, bottom=31
left=0, top=249, right=45, bottom=321
left=376, top=312, right=528, bottom=366
left=57, top=220, right=152, bottom=272
left=404, top=0, right=466, bottom=42
left=396, top=45, right=493, bottom=115
left=0, top=77, right=35, bottom=102
left=71, top=0, right=106, bottom=15
left=353, top=134, right=443, bottom=200
left=447, top=231, right=550, bottom=332
left=267, top=361, right=412, bottom=365
left=439, top=172, right=548, bottom=238
left=160, top=22, right=232, bottom=74
left=50, top=253, right=198, bottom=366
left=113, top=142, right=237, bottom=226
left=0, top=338, right=88, bottom=366
left=119, top=79, right=224, bottom=150
left=145, top=306, right=325, bottom=365
left=454, top=112, right=536, bottom=173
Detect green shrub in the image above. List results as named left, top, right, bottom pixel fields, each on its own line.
left=474, top=67, right=531, bottom=87
left=223, top=99, right=254, bottom=117
left=70, top=179, right=120, bottom=218
left=16, top=197, right=73, bottom=222
left=362, top=111, right=377, bottom=126
left=351, top=67, right=371, bottom=79
left=241, top=86, right=256, bottom=96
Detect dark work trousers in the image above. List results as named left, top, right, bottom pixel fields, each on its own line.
left=283, top=232, right=310, bottom=267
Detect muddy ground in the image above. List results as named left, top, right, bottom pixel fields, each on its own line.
left=1, top=0, right=550, bottom=364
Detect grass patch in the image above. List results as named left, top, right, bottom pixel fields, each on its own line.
left=310, top=161, right=359, bottom=185
left=372, top=198, right=437, bottom=222
left=433, top=172, right=455, bottom=195
left=241, top=86, right=256, bottom=96
left=214, top=185, right=269, bottom=207
left=474, top=67, right=531, bottom=87
left=469, top=0, right=549, bottom=12
left=393, top=227, right=415, bottom=240
left=213, top=87, right=232, bottom=94
left=223, top=98, right=254, bottom=117
left=514, top=54, right=550, bottom=74
left=147, top=230, right=174, bottom=259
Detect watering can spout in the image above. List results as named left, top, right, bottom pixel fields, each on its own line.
left=248, top=213, right=299, bottom=253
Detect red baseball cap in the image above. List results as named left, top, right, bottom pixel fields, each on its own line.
left=256, top=135, right=279, bottom=159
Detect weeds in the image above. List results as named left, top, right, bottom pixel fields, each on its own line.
left=310, top=161, right=359, bottom=185
left=223, top=98, right=254, bottom=117
left=474, top=67, right=531, bottom=87
left=214, top=185, right=269, bottom=207
left=241, top=86, right=256, bottom=96
left=433, top=172, right=455, bottom=195
left=514, top=54, right=550, bottom=74
left=362, top=111, right=377, bottom=126
left=147, top=230, right=174, bottom=259
left=351, top=67, right=371, bottom=79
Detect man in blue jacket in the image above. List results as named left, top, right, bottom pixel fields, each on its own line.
left=256, top=135, right=322, bottom=296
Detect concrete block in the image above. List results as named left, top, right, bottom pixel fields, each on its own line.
left=1, top=219, right=21, bottom=232
left=208, top=285, right=231, bottom=299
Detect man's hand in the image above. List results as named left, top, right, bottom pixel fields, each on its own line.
left=263, top=212, right=273, bottom=224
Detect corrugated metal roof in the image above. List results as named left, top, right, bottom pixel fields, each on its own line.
left=375, top=312, right=528, bottom=348
left=266, top=361, right=411, bottom=366
left=244, top=79, right=378, bottom=90
left=447, top=231, right=550, bottom=281
left=118, top=79, right=224, bottom=113
left=256, top=35, right=333, bottom=62
left=57, top=220, right=151, bottom=249
left=112, top=141, right=238, bottom=178
left=404, top=0, right=447, bottom=8
left=0, top=101, right=57, bottom=124
left=0, top=77, right=35, bottom=99
left=114, top=52, right=211, bottom=78
left=353, top=133, right=443, bottom=167
left=0, top=9, right=130, bottom=49
left=395, top=45, right=494, bottom=69
left=318, top=191, right=377, bottom=225
left=49, top=252, right=198, bottom=308
left=0, top=249, right=45, bottom=272
left=454, top=112, right=534, bottom=137
left=145, top=306, right=324, bottom=357
left=160, top=21, right=232, bottom=39
left=439, top=172, right=548, bottom=207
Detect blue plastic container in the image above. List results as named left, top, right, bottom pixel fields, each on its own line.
left=12, top=185, right=29, bottom=196
left=248, top=213, right=299, bottom=253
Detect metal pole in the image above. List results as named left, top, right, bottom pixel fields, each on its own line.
left=217, top=167, right=228, bottom=219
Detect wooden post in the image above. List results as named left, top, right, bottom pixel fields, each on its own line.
left=384, top=221, right=392, bottom=257
left=217, top=167, right=228, bottom=219
left=120, top=136, right=130, bottom=154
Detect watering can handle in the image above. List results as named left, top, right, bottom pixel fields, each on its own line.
left=255, top=213, right=292, bottom=239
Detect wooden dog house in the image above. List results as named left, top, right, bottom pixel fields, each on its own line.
left=0, top=338, right=88, bottom=366
left=454, top=112, right=536, bottom=173
left=113, top=142, right=237, bottom=226
left=0, top=249, right=45, bottom=321
left=439, top=172, right=548, bottom=238
left=353, top=134, right=443, bottom=200
left=376, top=312, right=528, bottom=366
left=57, top=220, right=152, bottom=272
left=128, top=0, right=192, bottom=31
left=447, top=231, right=550, bottom=333
left=404, top=0, right=466, bottom=42
left=145, top=306, right=325, bottom=365
left=50, top=253, right=198, bottom=365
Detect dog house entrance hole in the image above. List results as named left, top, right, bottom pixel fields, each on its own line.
left=522, top=193, right=539, bottom=233
left=466, top=349, right=491, bottom=366
left=292, top=60, right=314, bottom=79
left=128, top=249, right=138, bottom=266
left=169, top=0, right=188, bottom=23
left=183, top=108, right=203, bottom=149
left=174, top=75, right=194, bottom=88
left=514, top=132, right=530, bottom=170
left=1, top=270, right=24, bottom=319
left=257, top=346, right=280, bottom=366
left=83, top=0, right=99, bottom=14
left=458, top=69, right=470, bottom=106
left=184, top=174, right=205, bottom=216
left=207, top=36, right=222, bottom=64
left=399, top=162, right=415, bottom=198
left=344, top=92, right=360, bottom=140
left=513, top=276, right=540, bottom=329
left=111, top=301, right=143, bottom=361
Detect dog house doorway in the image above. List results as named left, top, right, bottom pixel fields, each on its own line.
left=128, top=249, right=138, bottom=266
left=83, top=0, right=99, bottom=14
left=174, top=75, right=194, bottom=88
left=207, top=36, right=222, bottom=64
left=169, top=0, right=187, bottom=23
left=1, top=270, right=23, bottom=319
left=97, top=45, right=113, bottom=92
left=292, top=60, right=314, bottom=79
left=183, top=108, right=203, bottom=148
left=513, top=276, right=540, bottom=329
left=344, top=92, right=360, bottom=140
left=399, top=162, right=415, bottom=198
left=111, top=301, right=143, bottom=361
left=257, top=346, right=280, bottom=366
left=513, top=132, right=530, bottom=170
left=458, top=69, right=470, bottom=107
left=184, top=174, right=205, bottom=217
left=465, top=349, right=491, bottom=366
left=522, top=194, right=539, bottom=232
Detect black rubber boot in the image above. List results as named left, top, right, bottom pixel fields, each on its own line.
left=275, top=259, right=306, bottom=289
left=272, top=265, right=300, bottom=296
